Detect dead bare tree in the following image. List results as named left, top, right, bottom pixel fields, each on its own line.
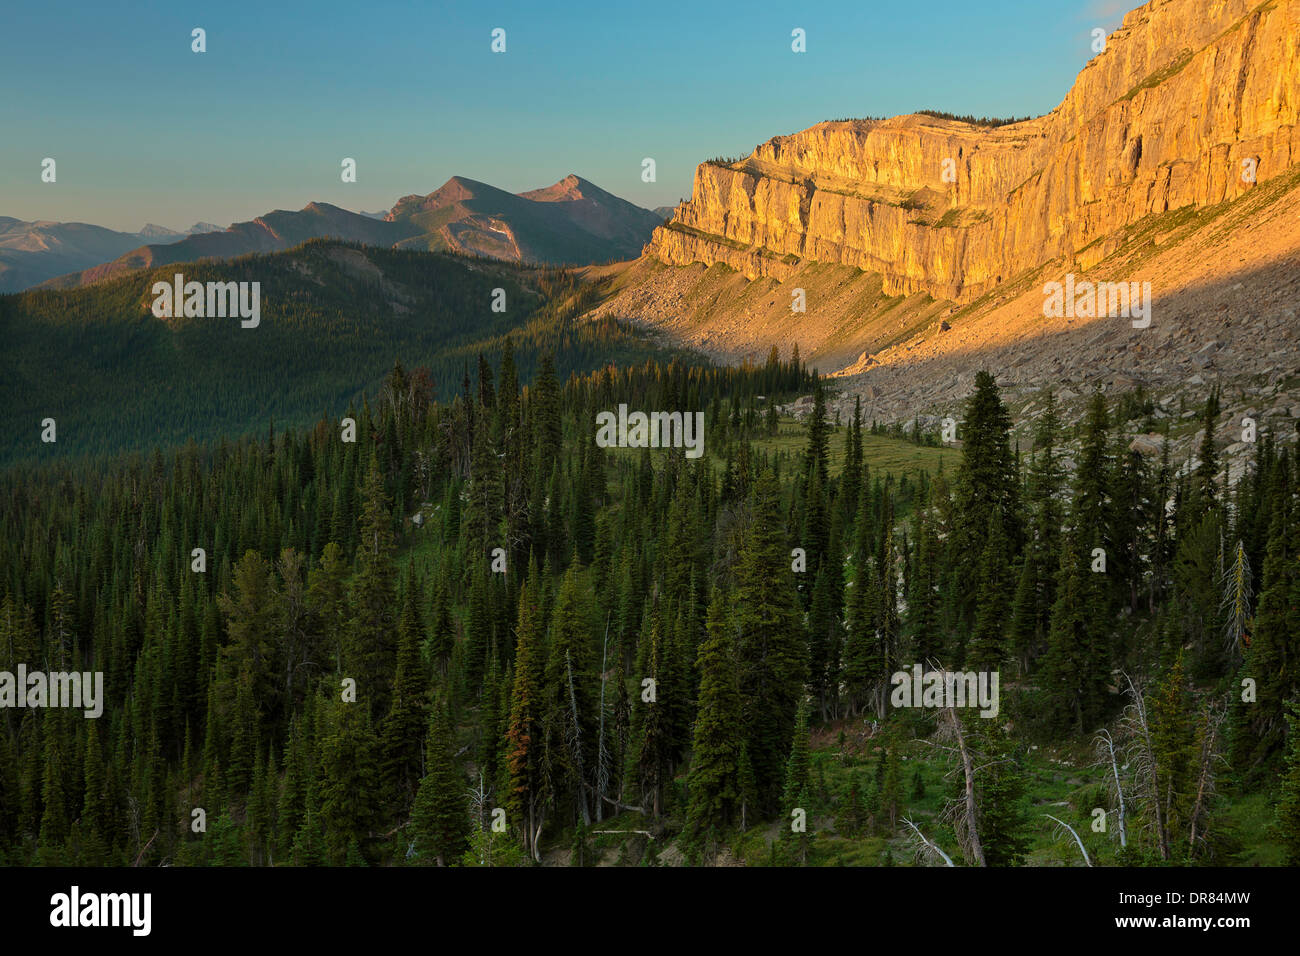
left=1118, top=671, right=1169, bottom=860
left=1188, top=699, right=1228, bottom=858
left=1044, top=814, right=1092, bottom=866
left=937, top=705, right=986, bottom=866
left=1094, top=728, right=1128, bottom=849
left=903, top=817, right=955, bottom=867
left=595, top=615, right=611, bottom=824
left=564, top=650, right=592, bottom=827
left=132, top=829, right=159, bottom=867
left=601, top=794, right=646, bottom=813
left=466, top=771, right=492, bottom=866
left=1220, top=540, right=1252, bottom=668
left=467, top=770, right=490, bottom=830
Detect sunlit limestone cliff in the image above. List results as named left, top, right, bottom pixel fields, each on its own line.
left=647, top=0, right=1299, bottom=302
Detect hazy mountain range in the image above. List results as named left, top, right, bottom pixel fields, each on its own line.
left=11, top=174, right=661, bottom=291
left=0, top=218, right=226, bottom=292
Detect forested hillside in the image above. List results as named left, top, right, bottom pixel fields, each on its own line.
left=1, top=347, right=1297, bottom=867
left=0, top=240, right=685, bottom=466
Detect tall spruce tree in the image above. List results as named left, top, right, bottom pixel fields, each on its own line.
left=685, top=592, right=743, bottom=846
left=380, top=565, right=430, bottom=811
left=349, top=454, right=398, bottom=718
left=505, top=580, right=546, bottom=858
left=411, top=705, right=469, bottom=866
left=953, top=372, right=1021, bottom=632
left=734, top=472, right=808, bottom=808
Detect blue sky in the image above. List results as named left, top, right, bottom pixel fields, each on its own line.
left=1, top=0, right=1132, bottom=232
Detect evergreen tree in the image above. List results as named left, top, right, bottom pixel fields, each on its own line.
left=1149, top=656, right=1195, bottom=860
left=543, top=564, right=597, bottom=825
left=317, top=696, right=380, bottom=864
left=879, top=743, right=905, bottom=832
left=411, top=706, right=469, bottom=866
left=1234, top=506, right=1297, bottom=769
left=685, top=592, right=743, bottom=846
left=782, top=700, right=812, bottom=811
left=380, top=566, right=430, bottom=810
left=734, top=473, right=808, bottom=808
left=634, top=612, right=671, bottom=818
left=216, top=551, right=280, bottom=724
left=1192, top=386, right=1222, bottom=518
left=348, top=455, right=398, bottom=718
left=1041, top=535, right=1109, bottom=735
left=505, top=581, right=546, bottom=859
left=968, top=506, right=1012, bottom=669
left=977, top=731, right=1030, bottom=866
left=953, top=372, right=1021, bottom=630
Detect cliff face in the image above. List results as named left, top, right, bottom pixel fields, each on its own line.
left=648, top=0, right=1300, bottom=302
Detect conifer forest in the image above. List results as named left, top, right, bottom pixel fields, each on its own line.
left=3, top=338, right=1298, bottom=871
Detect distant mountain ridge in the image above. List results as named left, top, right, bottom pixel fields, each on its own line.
left=0, top=218, right=194, bottom=292
left=29, top=174, right=660, bottom=290
left=138, top=221, right=228, bottom=238
left=39, top=203, right=415, bottom=289
left=386, top=174, right=661, bottom=265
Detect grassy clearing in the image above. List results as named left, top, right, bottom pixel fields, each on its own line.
left=751, top=420, right=957, bottom=477
left=600, top=416, right=958, bottom=484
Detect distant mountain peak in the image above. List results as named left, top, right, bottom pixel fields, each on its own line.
left=519, top=174, right=601, bottom=203
left=138, top=223, right=182, bottom=238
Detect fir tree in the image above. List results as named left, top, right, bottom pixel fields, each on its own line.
left=1041, top=535, right=1109, bottom=735
left=782, top=700, right=812, bottom=811
left=348, top=455, right=399, bottom=718
left=1234, top=506, right=1297, bottom=770
left=317, top=695, right=380, bottom=865
left=977, top=732, right=1030, bottom=866
left=685, top=592, right=743, bottom=846
left=505, top=580, right=546, bottom=859
left=544, top=564, right=597, bottom=825
left=953, top=372, right=1021, bottom=631
left=411, top=706, right=469, bottom=866
left=968, top=506, right=1012, bottom=669
left=734, top=472, right=808, bottom=808
left=380, top=565, right=430, bottom=810
left=879, top=744, right=905, bottom=832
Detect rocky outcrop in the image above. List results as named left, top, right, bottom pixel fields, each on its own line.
left=647, top=0, right=1300, bottom=302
